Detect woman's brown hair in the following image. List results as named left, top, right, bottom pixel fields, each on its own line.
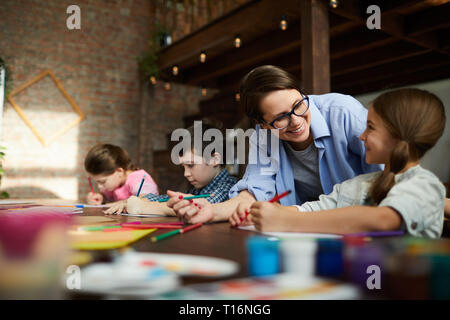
left=369, top=88, right=446, bottom=204
left=239, top=65, right=304, bottom=124
left=84, top=144, right=138, bottom=175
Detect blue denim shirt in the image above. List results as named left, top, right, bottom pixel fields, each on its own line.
left=229, top=93, right=384, bottom=206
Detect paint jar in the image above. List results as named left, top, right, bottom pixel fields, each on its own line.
left=383, top=253, right=431, bottom=299
left=343, top=235, right=366, bottom=281
left=316, top=239, right=344, bottom=279
left=429, top=254, right=450, bottom=299
left=344, top=237, right=384, bottom=291
left=0, top=211, right=71, bottom=299
left=247, top=236, right=280, bottom=277
left=280, top=239, right=317, bottom=275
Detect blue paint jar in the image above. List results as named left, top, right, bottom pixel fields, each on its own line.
left=246, top=236, right=280, bottom=276
left=316, top=239, right=344, bottom=279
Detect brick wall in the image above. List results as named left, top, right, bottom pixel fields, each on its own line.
left=0, top=0, right=247, bottom=200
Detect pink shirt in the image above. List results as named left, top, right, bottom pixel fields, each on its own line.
left=103, top=169, right=159, bottom=202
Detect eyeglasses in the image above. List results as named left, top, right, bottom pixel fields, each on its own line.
left=262, top=96, right=310, bottom=130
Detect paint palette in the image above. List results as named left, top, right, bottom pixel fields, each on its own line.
left=120, top=252, right=239, bottom=278
left=66, top=261, right=180, bottom=298
left=157, top=273, right=361, bottom=300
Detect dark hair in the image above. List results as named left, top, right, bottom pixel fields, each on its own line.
left=239, top=65, right=304, bottom=123
left=369, top=88, right=446, bottom=204
left=184, top=121, right=226, bottom=166
left=84, top=144, right=138, bottom=175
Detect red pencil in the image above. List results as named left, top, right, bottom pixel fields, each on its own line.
left=122, top=223, right=182, bottom=229
left=243, top=190, right=292, bottom=221
left=180, top=223, right=203, bottom=233
left=88, top=177, right=95, bottom=194
left=268, top=190, right=292, bottom=203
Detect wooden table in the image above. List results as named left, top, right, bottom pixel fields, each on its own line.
left=69, top=208, right=253, bottom=298
left=68, top=207, right=450, bottom=299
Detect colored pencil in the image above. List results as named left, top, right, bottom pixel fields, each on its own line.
left=81, top=225, right=122, bottom=231
left=268, top=190, right=292, bottom=203
left=157, top=194, right=213, bottom=202
left=180, top=223, right=203, bottom=233
left=346, top=230, right=404, bottom=238
left=151, top=229, right=181, bottom=242
left=136, top=174, right=146, bottom=197
left=151, top=223, right=203, bottom=242
left=122, top=223, right=182, bottom=229
left=244, top=190, right=292, bottom=220
left=88, top=177, right=95, bottom=194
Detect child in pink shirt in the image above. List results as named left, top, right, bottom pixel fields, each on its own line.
left=84, top=144, right=158, bottom=206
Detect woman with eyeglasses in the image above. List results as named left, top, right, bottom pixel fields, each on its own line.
left=166, top=65, right=383, bottom=224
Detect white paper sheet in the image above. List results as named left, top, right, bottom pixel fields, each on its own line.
left=238, top=225, right=342, bottom=239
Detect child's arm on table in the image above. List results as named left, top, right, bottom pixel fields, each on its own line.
left=249, top=201, right=402, bottom=234
left=104, top=196, right=176, bottom=216
left=167, top=190, right=257, bottom=224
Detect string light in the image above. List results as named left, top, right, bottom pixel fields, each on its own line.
left=330, top=0, right=339, bottom=8
left=234, top=34, right=241, bottom=48
left=201, top=86, right=207, bottom=96
left=164, top=82, right=171, bottom=91
left=200, top=51, right=206, bottom=63
left=235, top=93, right=240, bottom=102
left=150, top=76, right=156, bottom=85
left=172, top=65, right=179, bottom=76
left=280, top=16, right=288, bottom=31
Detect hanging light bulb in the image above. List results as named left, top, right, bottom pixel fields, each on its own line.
left=234, top=34, right=241, bottom=48
left=201, top=86, right=207, bottom=97
left=164, top=82, right=171, bottom=91
left=150, top=76, right=156, bottom=85
left=200, top=51, right=207, bottom=63
left=172, top=65, right=179, bottom=76
left=330, top=0, right=339, bottom=8
left=280, top=16, right=288, bottom=31
left=235, top=93, right=240, bottom=102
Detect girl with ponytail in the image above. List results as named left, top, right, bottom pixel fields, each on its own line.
left=239, top=88, right=447, bottom=238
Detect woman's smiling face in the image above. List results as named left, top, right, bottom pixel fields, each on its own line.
left=259, top=89, right=312, bottom=150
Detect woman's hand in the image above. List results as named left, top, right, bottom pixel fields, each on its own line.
left=86, top=192, right=103, bottom=205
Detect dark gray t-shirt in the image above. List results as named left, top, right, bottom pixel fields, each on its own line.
left=284, top=141, right=323, bottom=202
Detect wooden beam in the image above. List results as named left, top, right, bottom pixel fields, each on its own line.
left=171, top=17, right=360, bottom=86
left=157, top=0, right=302, bottom=70
left=332, top=51, right=450, bottom=90
left=331, top=41, right=431, bottom=76
left=301, top=0, right=330, bottom=94
left=328, top=0, right=449, bottom=55
left=335, top=63, right=450, bottom=95
left=182, top=21, right=302, bottom=86
left=405, top=3, right=450, bottom=35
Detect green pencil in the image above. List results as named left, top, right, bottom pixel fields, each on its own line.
left=157, top=193, right=213, bottom=203
left=151, top=229, right=181, bottom=242
left=81, top=225, right=122, bottom=231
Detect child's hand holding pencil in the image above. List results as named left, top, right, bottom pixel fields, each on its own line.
left=229, top=202, right=253, bottom=227
left=166, top=190, right=214, bottom=224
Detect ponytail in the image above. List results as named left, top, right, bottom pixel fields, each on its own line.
left=370, top=140, right=409, bottom=204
